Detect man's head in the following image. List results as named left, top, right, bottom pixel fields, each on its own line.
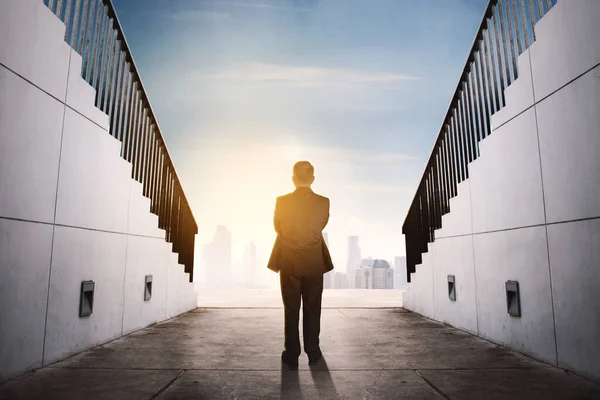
left=292, top=161, right=315, bottom=188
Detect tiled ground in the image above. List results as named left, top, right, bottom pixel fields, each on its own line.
left=1, top=308, right=599, bottom=399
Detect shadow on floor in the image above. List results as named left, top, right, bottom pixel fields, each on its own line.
left=1, top=308, right=600, bottom=399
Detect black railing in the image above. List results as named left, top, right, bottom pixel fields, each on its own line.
left=43, top=0, right=198, bottom=281
left=402, top=0, right=558, bottom=282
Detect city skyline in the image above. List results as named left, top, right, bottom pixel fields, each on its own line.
left=194, top=206, right=409, bottom=286
left=198, top=225, right=406, bottom=289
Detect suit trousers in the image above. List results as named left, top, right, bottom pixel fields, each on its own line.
left=279, top=271, right=324, bottom=358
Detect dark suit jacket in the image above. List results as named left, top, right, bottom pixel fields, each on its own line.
left=267, top=187, right=334, bottom=276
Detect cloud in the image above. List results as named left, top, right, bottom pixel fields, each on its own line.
left=181, top=143, right=418, bottom=170
left=167, top=10, right=231, bottom=21
left=166, top=1, right=309, bottom=21
left=345, top=151, right=419, bottom=165
left=212, top=62, right=420, bottom=89
left=217, top=1, right=312, bottom=12
left=254, top=143, right=419, bottom=167
left=338, top=183, right=416, bottom=195
left=304, top=146, right=419, bottom=166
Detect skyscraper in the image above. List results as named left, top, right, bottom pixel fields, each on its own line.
left=244, top=241, right=257, bottom=287
left=323, top=232, right=334, bottom=289
left=346, top=235, right=361, bottom=288
left=355, top=259, right=394, bottom=289
left=354, top=266, right=371, bottom=289
left=202, top=242, right=213, bottom=285
left=334, top=272, right=348, bottom=289
left=204, top=225, right=232, bottom=287
left=394, top=256, right=407, bottom=289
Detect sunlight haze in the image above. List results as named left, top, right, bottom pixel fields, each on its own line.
left=112, top=0, right=489, bottom=285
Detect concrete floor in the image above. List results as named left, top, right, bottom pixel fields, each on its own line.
left=1, top=308, right=599, bottom=399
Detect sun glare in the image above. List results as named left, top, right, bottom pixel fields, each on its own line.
left=281, top=143, right=303, bottom=161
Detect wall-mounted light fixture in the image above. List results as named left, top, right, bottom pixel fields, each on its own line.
left=448, top=275, right=456, bottom=301
left=144, top=275, right=153, bottom=301
left=506, top=280, right=521, bottom=317
left=79, top=281, right=95, bottom=317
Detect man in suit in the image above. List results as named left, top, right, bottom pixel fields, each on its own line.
left=267, top=161, right=334, bottom=369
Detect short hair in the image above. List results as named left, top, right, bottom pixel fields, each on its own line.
left=293, top=161, right=314, bottom=184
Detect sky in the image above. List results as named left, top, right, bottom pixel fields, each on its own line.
left=112, top=0, right=489, bottom=283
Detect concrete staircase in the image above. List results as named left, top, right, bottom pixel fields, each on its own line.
left=1, top=0, right=197, bottom=382
left=403, top=0, right=600, bottom=382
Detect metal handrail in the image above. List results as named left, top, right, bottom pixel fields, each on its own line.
left=43, top=0, right=198, bottom=281
left=402, top=0, right=557, bottom=282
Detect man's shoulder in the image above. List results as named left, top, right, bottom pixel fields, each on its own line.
left=314, top=193, right=329, bottom=203
left=310, top=190, right=329, bottom=202
left=277, top=190, right=329, bottom=203
left=277, top=192, right=295, bottom=202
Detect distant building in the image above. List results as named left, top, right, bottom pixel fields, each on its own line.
left=354, top=266, right=371, bottom=289
left=394, top=256, right=407, bottom=289
left=373, top=266, right=394, bottom=289
left=322, top=232, right=334, bottom=288
left=201, top=243, right=212, bottom=284
left=355, top=259, right=394, bottom=289
left=346, top=236, right=361, bottom=288
left=324, top=271, right=334, bottom=289
left=203, top=225, right=232, bottom=287
left=244, top=241, right=257, bottom=286
left=334, top=272, right=348, bottom=289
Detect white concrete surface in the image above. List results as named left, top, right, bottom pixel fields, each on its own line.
left=0, top=219, right=53, bottom=382
left=0, top=0, right=70, bottom=101
left=536, top=65, right=600, bottom=223
left=127, top=181, right=164, bottom=239
left=473, top=226, right=556, bottom=364
left=165, top=260, right=180, bottom=320
left=44, top=226, right=128, bottom=365
left=0, top=65, right=64, bottom=223
left=406, top=250, right=435, bottom=320
left=548, top=218, right=600, bottom=381
left=184, top=272, right=196, bottom=310
left=435, top=180, right=473, bottom=239
left=530, top=0, right=600, bottom=101
left=490, top=49, right=534, bottom=131
left=164, top=249, right=195, bottom=319
left=432, top=235, right=478, bottom=335
left=470, top=108, right=545, bottom=233
left=122, top=236, right=168, bottom=335
left=54, top=108, right=131, bottom=234
left=0, top=0, right=198, bottom=382
left=65, top=50, right=110, bottom=130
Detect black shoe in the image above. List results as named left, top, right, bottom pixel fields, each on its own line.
left=281, top=351, right=299, bottom=370
left=308, top=351, right=322, bottom=366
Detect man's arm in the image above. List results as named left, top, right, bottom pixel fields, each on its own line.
left=274, top=197, right=281, bottom=234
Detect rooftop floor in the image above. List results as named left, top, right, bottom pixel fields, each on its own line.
left=1, top=305, right=599, bottom=399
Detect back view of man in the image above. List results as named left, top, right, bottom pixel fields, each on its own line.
left=267, top=161, right=334, bottom=369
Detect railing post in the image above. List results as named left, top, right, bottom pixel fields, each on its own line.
left=42, top=0, right=199, bottom=280
left=402, top=0, right=558, bottom=281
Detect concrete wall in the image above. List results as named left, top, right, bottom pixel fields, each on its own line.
left=0, top=0, right=197, bottom=382
left=403, top=0, right=600, bottom=382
